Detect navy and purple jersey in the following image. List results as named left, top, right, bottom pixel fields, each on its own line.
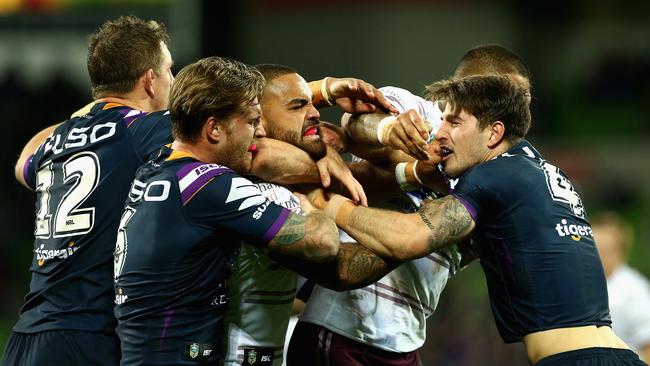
left=15, top=102, right=172, bottom=334
left=451, top=140, right=611, bottom=343
left=114, top=146, right=291, bottom=365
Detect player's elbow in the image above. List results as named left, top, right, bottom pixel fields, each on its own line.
left=306, top=237, right=339, bottom=263
left=304, top=220, right=340, bottom=263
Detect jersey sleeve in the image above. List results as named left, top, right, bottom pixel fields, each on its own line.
left=450, top=164, right=502, bottom=224
left=379, top=86, right=443, bottom=137
left=124, top=110, right=173, bottom=161
left=177, top=163, right=291, bottom=246
left=23, top=136, right=52, bottom=189
left=23, top=154, right=37, bottom=189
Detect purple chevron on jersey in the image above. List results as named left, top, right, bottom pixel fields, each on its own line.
left=119, top=109, right=149, bottom=128
left=177, top=162, right=233, bottom=205
left=261, top=208, right=290, bottom=243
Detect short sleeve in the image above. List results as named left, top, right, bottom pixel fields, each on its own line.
left=24, top=138, right=51, bottom=189
left=450, top=165, right=497, bottom=224
left=23, top=154, right=37, bottom=189
left=178, top=163, right=291, bottom=246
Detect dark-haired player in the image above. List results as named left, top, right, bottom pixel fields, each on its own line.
left=305, top=74, right=645, bottom=366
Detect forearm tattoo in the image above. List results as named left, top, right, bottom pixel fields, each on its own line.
left=418, top=195, right=473, bottom=251
left=272, top=213, right=306, bottom=246
left=338, top=242, right=390, bottom=286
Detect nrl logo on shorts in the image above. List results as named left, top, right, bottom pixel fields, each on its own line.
left=189, top=343, right=199, bottom=359
left=247, top=349, right=257, bottom=364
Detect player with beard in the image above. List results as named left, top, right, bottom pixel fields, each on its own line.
left=113, top=57, right=349, bottom=365
left=222, top=64, right=401, bottom=366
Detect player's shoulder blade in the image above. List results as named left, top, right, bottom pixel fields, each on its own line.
left=38, top=102, right=142, bottom=159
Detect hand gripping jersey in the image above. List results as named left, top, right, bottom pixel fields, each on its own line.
left=451, top=140, right=611, bottom=343
left=114, top=147, right=291, bottom=366
left=222, top=181, right=303, bottom=366
left=16, top=102, right=171, bottom=334
left=300, top=188, right=461, bottom=352
left=299, top=87, right=462, bottom=353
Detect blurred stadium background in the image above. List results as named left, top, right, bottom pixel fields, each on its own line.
left=1, top=0, right=648, bottom=364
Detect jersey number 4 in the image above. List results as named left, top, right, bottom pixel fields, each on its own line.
left=34, top=152, right=100, bottom=238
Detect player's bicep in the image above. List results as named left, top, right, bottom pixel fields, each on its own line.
left=267, top=211, right=339, bottom=263
left=418, top=195, right=475, bottom=252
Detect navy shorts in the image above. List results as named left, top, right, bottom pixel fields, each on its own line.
left=536, top=347, right=647, bottom=366
left=0, top=330, right=120, bottom=366
left=287, top=321, right=421, bottom=366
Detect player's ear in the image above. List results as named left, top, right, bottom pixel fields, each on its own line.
left=487, top=121, right=505, bottom=148
left=205, top=117, right=223, bottom=143
left=142, top=69, right=156, bottom=98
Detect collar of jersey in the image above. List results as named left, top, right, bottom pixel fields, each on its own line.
left=159, top=144, right=200, bottom=162
left=494, top=139, right=541, bottom=160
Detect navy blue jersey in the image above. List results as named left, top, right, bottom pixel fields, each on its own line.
left=16, top=102, right=172, bottom=334
left=114, top=146, right=291, bottom=365
left=451, top=140, right=610, bottom=343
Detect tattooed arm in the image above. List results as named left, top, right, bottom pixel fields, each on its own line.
left=269, top=241, right=399, bottom=291
left=265, top=211, right=340, bottom=263
left=314, top=193, right=475, bottom=261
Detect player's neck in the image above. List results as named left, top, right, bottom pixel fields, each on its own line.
left=170, top=140, right=214, bottom=163
left=484, top=140, right=513, bottom=162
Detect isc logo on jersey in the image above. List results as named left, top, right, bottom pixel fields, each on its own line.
left=554, top=218, right=593, bottom=242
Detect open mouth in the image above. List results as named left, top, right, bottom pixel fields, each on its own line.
left=302, top=125, right=320, bottom=142
left=247, top=143, right=257, bottom=157
left=303, top=126, right=318, bottom=137
left=441, top=146, right=453, bottom=160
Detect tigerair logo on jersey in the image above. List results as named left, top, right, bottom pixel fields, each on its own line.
left=554, top=219, right=594, bottom=242
left=35, top=241, right=79, bottom=266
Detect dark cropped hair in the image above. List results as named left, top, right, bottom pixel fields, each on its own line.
left=426, top=75, right=531, bottom=142
left=453, top=44, right=530, bottom=81
left=255, top=64, right=298, bottom=82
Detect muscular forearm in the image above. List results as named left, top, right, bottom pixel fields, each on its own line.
left=342, top=111, right=387, bottom=146
left=320, top=194, right=474, bottom=262
left=269, top=241, right=397, bottom=291
left=268, top=210, right=340, bottom=263
left=250, top=137, right=321, bottom=185
left=320, top=195, right=431, bottom=261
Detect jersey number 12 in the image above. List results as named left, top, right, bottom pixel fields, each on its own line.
left=34, top=152, right=100, bottom=238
